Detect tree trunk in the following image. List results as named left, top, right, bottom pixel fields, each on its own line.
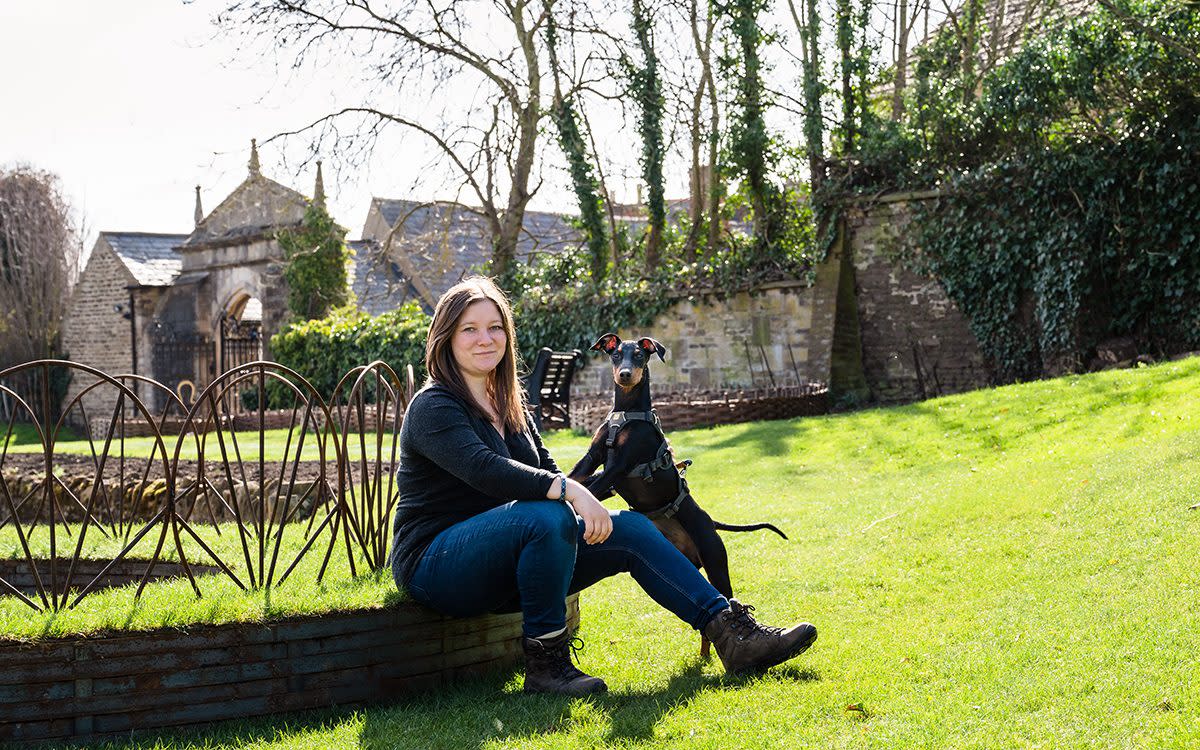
left=703, top=7, right=722, bottom=257
left=892, top=0, right=909, bottom=121
left=837, top=0, right=855, bottom=150
left=631, top=0, right=665, bottom=272
left=545, top=0, right=608, bottom=282
left=494, top=99, right=540, bottom=276
left=685, top=0, right=716, bottom=262
left=789, top=0, right=825, bottom=188
left=493, top=6, right=543, bottom=276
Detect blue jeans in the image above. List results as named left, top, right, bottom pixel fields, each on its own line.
left=401, top=501, right=730, bottom=638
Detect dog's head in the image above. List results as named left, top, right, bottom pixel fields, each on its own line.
left=591, top=333, right=666, bottom=389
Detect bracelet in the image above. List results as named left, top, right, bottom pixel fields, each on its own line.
left=557, top=474, right=568, bottom=502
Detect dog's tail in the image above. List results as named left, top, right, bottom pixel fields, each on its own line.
left=712, top=521, right=788, bottom=540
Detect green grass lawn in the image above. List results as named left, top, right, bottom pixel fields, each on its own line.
left=10, top=357, right=1200, bottom=748
left=0, top=520, right=399, bottom=641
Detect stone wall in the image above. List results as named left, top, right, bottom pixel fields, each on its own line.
left=565, top=195, right=991, bottom=411
left=845, top=192, right=991, bottom=403
left=61, top=241, right=136, bottom=421
left=570, top=274, right=841, bottom=399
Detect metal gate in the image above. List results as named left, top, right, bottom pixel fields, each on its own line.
left=151, top=335, right=215, bottom=410
left=219, top=314, right=263, bottom=374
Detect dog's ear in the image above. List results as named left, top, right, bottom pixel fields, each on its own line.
left=638, top=337, right=666, bottom=361
left=591, top=333, right=621, bottom=354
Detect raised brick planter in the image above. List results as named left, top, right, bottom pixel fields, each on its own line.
left=0, top=593, right=580, bottom=745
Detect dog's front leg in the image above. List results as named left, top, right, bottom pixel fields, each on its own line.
left=580, top=446, right=639, bottom=502
left=567, top=440, right=604, bottom=482
left=568, top=440, right=619, bottom=501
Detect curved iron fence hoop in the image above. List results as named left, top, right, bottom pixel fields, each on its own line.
left=0, top=358, right=417, bottom=613
left=330, top=361, right=410, bottom=571
left=0, top=360, right=179, bottom=610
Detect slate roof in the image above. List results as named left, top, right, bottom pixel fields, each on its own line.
left=103, top=232, right=187, bottom=287
left=349, top=239, right=421, bottom=316
left=372, top=199, right=581, bottom=303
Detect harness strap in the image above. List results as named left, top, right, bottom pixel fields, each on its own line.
left=605, top=410, right=666, bottom=481
left=601, top=408, right=690, bottom=519
left=604, top=410, right=661, bottom=449
left=624, top=441, right=673, bottom=482
left=643, top=476, right=690, bottom=521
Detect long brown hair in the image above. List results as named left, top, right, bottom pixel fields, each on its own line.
left=425, top=276, right=526, bottom=433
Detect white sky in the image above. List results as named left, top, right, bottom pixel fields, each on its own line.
left=0, top=1, right=593, bottom=249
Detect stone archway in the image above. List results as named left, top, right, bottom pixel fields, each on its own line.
left=218, top=290, right=264, bottom=375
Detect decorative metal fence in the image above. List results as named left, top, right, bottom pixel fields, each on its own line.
left=0, top=359, right=414, bottom=613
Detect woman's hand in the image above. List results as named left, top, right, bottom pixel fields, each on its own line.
left=563, top=478, right=612, bottom=545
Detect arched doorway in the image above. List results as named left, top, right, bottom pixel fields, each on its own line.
left=219, top=293, right=264, bottom=375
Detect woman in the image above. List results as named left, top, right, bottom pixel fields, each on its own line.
left=388, top=277, right=816, bottom=696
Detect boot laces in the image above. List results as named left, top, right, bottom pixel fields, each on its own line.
left=547, top=636, right=589, bottom=679
left=730, top=603, right=783, bottom=639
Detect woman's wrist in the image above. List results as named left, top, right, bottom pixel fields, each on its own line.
left=548, top=473, right=569, bottom=502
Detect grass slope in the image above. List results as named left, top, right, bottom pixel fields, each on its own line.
left=12, top=358, right=1200, bottom=748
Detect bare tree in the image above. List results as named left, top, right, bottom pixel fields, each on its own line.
left=931, top=0, right=1045, bottom=102
left=0, top=167, right=81, bottom=369
left=217, top=0, right=554, bottom=277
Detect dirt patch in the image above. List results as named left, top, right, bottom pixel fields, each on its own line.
left=0, top=452, right=329, bottom=483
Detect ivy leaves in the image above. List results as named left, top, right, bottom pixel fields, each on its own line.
left=909, top=126, right=1200, bottom=380
left=276, top=204, right=352, bottom=322
left=833, top=0, right=1200, bottom=379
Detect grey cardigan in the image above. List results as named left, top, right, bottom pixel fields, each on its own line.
left=387, top=382, right=561, bottom=587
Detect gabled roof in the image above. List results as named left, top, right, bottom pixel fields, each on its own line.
left=183, top=173, right=309, bottom=249
left=103, top=232, right=187, bottom=286
left=369, top=198, right=581, bottom=306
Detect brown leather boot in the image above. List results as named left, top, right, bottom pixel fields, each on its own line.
left=522, top=631, right=608, bottom=696
left=703, top=599, right=817, bottom=675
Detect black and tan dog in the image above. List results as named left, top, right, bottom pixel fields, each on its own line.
left=568, top=333, right=787, bottom=654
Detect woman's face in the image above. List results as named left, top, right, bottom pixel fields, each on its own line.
left=450, top=299, right=507, bottom=381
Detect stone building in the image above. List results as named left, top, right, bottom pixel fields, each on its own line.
left=62, top=142, right=379, bottom=418
left=61, top=143, right=580, bottom=422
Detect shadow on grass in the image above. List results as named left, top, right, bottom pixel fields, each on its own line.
left=701, top=419, right=806, bottom=458
left=357, top=660, right=822, bottom=749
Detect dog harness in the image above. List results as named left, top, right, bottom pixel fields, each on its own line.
left=603, top=409, right=689, bottom=520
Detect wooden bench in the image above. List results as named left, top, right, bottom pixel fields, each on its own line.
left=525, top=348, right=583, bottom=431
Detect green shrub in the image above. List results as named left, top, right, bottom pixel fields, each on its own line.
left=276, top=204, right=353, bottom=322
left=268, top=302, right=431, bottom=404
